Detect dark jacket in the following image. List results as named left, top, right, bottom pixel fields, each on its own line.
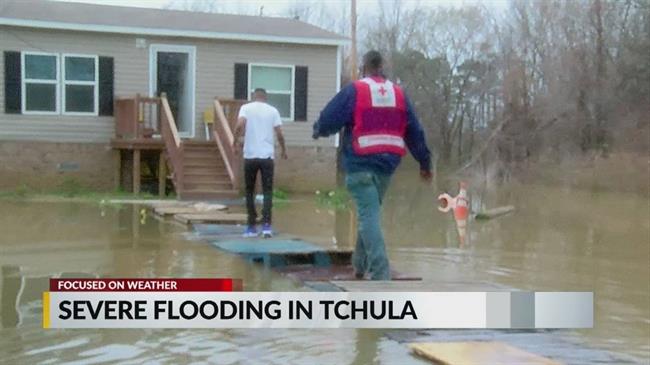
left=313, top=82, right=432, bottom=175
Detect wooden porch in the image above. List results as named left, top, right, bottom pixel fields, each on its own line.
left=110, top=94, right=246, bottom=200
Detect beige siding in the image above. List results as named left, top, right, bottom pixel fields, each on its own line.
left=0, top=26, right=338, bottom=146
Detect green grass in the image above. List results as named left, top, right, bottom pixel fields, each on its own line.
left=0, top=179, right=174, bottom=204
left=314, top=187, right=351, bottom=211
left=273, top=188, right=289, bottom=201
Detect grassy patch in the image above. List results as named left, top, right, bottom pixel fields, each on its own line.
left=0, top=179, right=174, bottom=204
left=273, top=188, right=290, bottom=201
left=315, top=187, right=351, bottom=211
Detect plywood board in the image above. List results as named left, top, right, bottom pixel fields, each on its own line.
left=154, top=204, right=227, bottom=216
left=212, top=238, right=324, bottom=254
left=192, top=223, right=246, bottom=236
left=281, top=264, right=420, bottom=282
left=409, top=341, right=562, bottom=365
left=330, top=280, right=509, bottom=292
left=174, top=213, right=247, bottom=224
left=154, top=206, right=202, bottom=216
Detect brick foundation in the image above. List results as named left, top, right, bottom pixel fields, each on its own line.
left=0, top=141, right=337, bottom=194
left=0, top=141, right=117, bottom=191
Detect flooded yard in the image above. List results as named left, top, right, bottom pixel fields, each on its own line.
left=0, top=171, right=648, bottom=364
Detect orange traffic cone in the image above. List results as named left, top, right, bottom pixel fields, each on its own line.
left=438, top=181, right=470, bottom=246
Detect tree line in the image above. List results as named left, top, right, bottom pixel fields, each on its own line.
left=360, top=0, right=649, bottom=173
left=169, top=0, right=649, bottom=173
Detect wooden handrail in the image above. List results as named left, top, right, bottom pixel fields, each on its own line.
left=214, top=99, right=235, bottom=145
left=212, top=98, right=245, bottom=188
left=160, top=95, right=183, bottom=191
left=161, top=97, right=181, bottom=148
left=114, top=94, right=161, bottom=139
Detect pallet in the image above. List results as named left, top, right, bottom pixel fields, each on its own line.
left=174, top=212, right=247, bottom=225
left=192, top=223, right=246, bottom=236
left=282, top=264, right=421, bottom=282
left=210, top=238, right=349, bottom=268
left=409, top=341, right=561, bottom=365
left=154, top=206, right=225, bottom=216
left=328, top=280, right=508, bottom=292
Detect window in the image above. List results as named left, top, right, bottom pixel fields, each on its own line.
left=19, top=53, right=100, bottom=115
left=249, top=64, right=294, bottom=120
left=22, top=52, right=59, bottom=114
left=63, top=55, right=98, bottom=114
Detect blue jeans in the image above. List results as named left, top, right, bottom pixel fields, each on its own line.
left=345, top=171, right=392, bottom=280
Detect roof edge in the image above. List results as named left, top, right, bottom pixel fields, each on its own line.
left=0, top=17, right=350, bottom=47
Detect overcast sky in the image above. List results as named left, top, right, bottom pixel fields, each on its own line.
left=54, top=0, right=509, bottom=17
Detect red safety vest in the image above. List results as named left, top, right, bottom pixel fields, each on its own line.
left=352, top=77, right=408, bottom=156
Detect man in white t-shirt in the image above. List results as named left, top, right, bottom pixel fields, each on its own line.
left=233, top=88, right=287, bottom=238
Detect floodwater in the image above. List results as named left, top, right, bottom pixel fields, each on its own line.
left=0, top=170, right=648, bottom=364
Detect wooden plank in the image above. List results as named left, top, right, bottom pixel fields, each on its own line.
left=111, top=138, right=165, bottom=150
left=108, top=199, right=179, bottom=206
left=114, top=150, right=121, bottom=191
left=154, top=206, right=204, bottom=216
left=154, top=204, right=227, bottom=217
left=192, top=223, right=246, bottom=236
left=132, top=149, right=141, bottom=194
left=158, top=151, right=166, bottom=197
left=475, top=205, right=515, bottom=220
left=409, top=341, right=562, bottom=365
left=281, top=264, right=420, bottom=282
left=211, top=238, right=325, bottom=254
left=330, top=280, right=509, bottom=292
left=192, top=202, right=228, bottom=212
left=174, top=212, right=247, bottom=225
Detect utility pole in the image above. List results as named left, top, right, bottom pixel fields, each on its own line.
left=350, top=0, right=358, bottom=81
left=346, top=0, right=358, bottom=248
left=337, top=0, right=358, bottom=186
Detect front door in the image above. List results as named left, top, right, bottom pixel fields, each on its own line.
left=150, top=44, right=195, bottom=138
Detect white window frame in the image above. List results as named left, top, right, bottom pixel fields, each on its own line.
left=247, top=63, right=295, bottom=121
left=21, top=51, right=60, bottom=115
left=148, top=43, right=197, bottom=138
left=62, top=53, right=99, bottom=116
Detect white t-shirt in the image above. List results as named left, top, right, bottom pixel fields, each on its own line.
left=238, top=101, right=282, bottom=159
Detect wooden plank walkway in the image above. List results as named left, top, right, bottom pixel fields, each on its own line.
left=283, top=265, right=421, bottom=283
left=328, top=280, right=509, bottom=292
left=192, top=223, right=245, bottom=236
left=409, top=341, right=561, bottom=365
left=173, top=218, right=632, bottom=364
left=208, top=237, right=351, bottom=268
left=174, top=212, right=247, bottom=225
left=154, top=205, right=226, bottom=216
left=387, top=329, right=637, bottom=365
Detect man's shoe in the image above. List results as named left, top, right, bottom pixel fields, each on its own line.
left=243, top=226, right=258, bottom=238
left=262, top=223, right=273, bottom=238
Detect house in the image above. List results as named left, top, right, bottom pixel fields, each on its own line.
left=0, top=0, right=346, bottom=198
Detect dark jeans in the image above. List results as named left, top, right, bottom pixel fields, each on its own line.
left=244, top=158, right=274, bottom=226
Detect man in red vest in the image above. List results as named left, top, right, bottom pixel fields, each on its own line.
left=313, top=50, right=432, bottom=280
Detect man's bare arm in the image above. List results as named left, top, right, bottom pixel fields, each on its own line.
left=232, top=116, right=246, bottom=152
left=275, top=126, right=287, bottom=159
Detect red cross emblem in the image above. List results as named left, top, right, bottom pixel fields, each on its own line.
left=378, top=86, right=388, bottom=96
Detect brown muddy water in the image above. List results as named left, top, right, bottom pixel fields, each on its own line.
left=0, top=173, right=648, bottom=364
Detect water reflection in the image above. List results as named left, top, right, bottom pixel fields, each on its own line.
left=0, top=171, right=648, bottom=362
left=351, top=329, right=381, bottom=365
left=1, top=265, right=21, bottom=328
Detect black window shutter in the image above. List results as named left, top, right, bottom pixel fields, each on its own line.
left=294, top=66, right=308, bottom=121
left=4, top=51, right=21, bottom=114
left=98, top=56, right=114, bottom=116
left=234, top=63, right=248, bottom=100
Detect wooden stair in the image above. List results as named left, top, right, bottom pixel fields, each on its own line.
left=176, top=140, right=239, bottom=200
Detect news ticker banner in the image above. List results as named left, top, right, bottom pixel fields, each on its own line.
left=43, top=279, right=593, bottom=329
